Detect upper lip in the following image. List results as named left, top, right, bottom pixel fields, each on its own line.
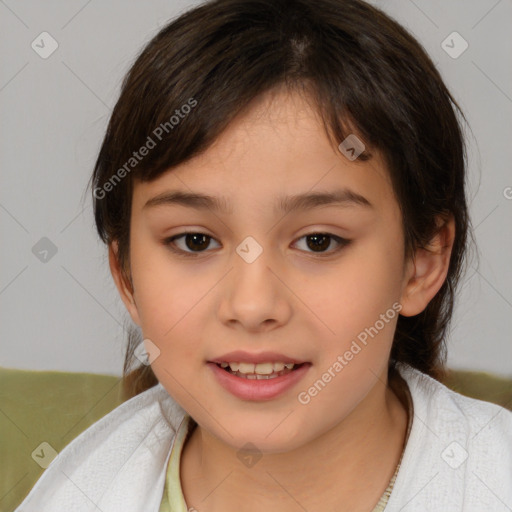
left=208, top=350, right=307, bottom=365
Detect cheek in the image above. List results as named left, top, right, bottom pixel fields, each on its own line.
left=301, top=247, right=401, bottom=337
left=130, top=242, right=206, bottom=348
left=133, top=261, right=207, bottom=400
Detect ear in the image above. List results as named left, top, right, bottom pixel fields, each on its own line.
left=108, top=240, right=141, bottom=326
left=399, top=215, right=455, bottom=317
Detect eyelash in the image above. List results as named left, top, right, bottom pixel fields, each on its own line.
left=162, top=232, right=351, bottom=258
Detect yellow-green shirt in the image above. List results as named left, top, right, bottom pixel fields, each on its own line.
left=158, top=413, right=197, bottom=512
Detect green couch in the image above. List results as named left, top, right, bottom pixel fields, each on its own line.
left=1, top=366, right=511, bottom=512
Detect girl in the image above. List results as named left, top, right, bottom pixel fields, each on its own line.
left=16, top=0, right=512, bottom=510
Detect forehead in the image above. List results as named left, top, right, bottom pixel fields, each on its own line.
left=132, top=88, right=398, bottom=218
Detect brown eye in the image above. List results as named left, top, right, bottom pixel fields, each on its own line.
left=306, top=234, right=331, bottom=252
left=294, top=233, right=351, bottom=256
left=163, top=231, right=350, bottom=258
left=183, top=233, right=211, bottom=251
left=164, top=232, right=221, bottom=255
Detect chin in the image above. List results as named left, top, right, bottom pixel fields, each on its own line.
left=215, top=416, right=308, bottom=453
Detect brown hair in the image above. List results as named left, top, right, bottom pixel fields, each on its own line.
left=89, top=0, right=477, bottom=399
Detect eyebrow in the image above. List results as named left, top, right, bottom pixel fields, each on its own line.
left=143, top=188, right=374, bottom=215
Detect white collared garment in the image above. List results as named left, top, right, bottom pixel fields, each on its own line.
left=14, top=363, right=512, bottom=511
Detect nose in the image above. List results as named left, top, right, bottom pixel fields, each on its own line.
left=218, top=244, right=293, bottom=333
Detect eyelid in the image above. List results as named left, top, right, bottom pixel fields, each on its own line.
left=162, top=231, right=351, bottom=257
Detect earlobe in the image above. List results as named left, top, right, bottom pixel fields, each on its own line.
left=108, top=241, right=141, bottom=326
left=399, top=215, right=455, bottom=317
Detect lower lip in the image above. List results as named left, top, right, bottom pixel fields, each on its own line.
left=207, top=362, right=311, bottom=401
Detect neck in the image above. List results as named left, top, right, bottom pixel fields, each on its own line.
left=180, top=369, right=409, bottom=512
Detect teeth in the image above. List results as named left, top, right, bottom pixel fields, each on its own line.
left=255, top=362, right=276, bottom=374
left=218, top=361, right=297, bottom=374
left=238, top=362, right=255, bottom=374
left=232, top=369, right=291, bottom=380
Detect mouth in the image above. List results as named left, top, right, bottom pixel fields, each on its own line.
left=207, top=360, right=312, bottom=401
left=214, top=361, right=308, bottom=380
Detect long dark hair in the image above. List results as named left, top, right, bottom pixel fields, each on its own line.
left=89, top=0, right=477, bottom=398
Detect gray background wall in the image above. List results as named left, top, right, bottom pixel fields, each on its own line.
left=1, top=0, right=511, bottom=377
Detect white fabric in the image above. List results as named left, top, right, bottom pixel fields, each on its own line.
left=15, top=363, right=512, bottom=511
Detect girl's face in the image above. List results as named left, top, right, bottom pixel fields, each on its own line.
left=115, top=88, right=419, bottom=452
